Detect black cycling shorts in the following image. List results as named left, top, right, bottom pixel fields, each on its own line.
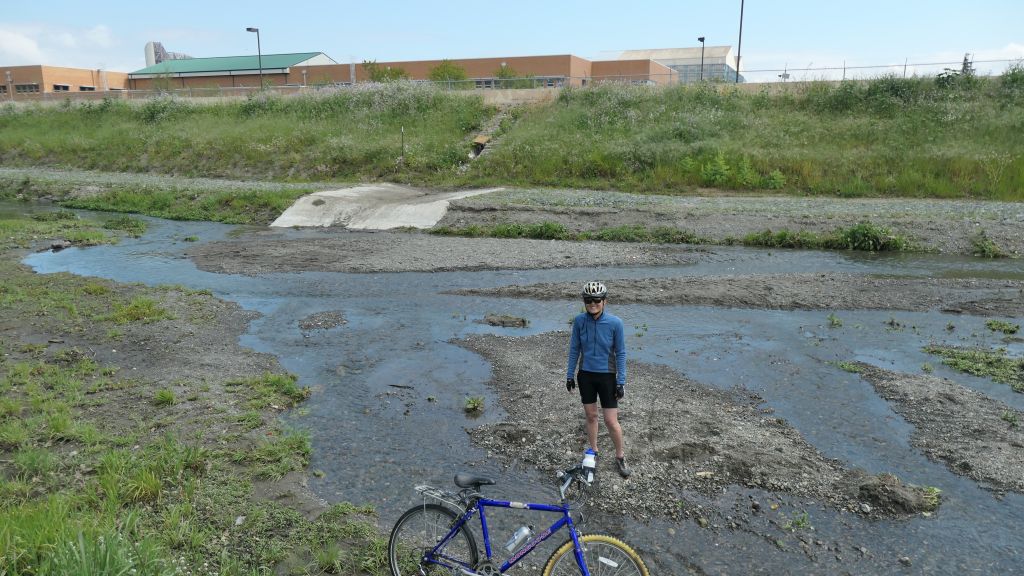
left=577, top=370, right=618, bottom=409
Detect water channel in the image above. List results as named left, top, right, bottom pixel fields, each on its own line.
left=18, top=207, right=1024, bottom=575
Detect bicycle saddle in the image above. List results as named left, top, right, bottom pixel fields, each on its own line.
left=454, top=473, right=496, bottom=489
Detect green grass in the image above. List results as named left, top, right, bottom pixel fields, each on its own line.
left=225, top=372, right=310, bottom=409
left=743, top=222, right=910, bottom=251
left=433, top=221, right=706, bottom=244
left=985, top=319, right=1020, bottom=334
left=0, top=215, right=116, bottom=248
left=4, top=76, right=1022, bottom=204
left=107, top=297, right=173, bottom=324
left=153, top=389, right=176, bottom=406
left=0, top=349, right=383, bottom=575
left=433, top=219, right=909, bottom=251
left=103, top=215, right=147, bottom=237
left=465, top=77, right=1024, bottom=200
left=923, top=345, right=1024, bottom=391
left=970, top=231, right=1008, bottom=258
left=0, top=84, right=491, bottom=184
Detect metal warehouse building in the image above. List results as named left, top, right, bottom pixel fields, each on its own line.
left=603, top=46, right=744, bottom=83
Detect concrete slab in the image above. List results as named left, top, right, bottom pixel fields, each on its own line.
left=270, top=183, right=502, bottom=229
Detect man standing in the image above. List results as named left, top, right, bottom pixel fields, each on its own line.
left=565, top=281, right=630, bottom=478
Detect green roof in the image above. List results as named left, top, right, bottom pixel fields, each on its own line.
left=130, top=53, right=323, bottom=75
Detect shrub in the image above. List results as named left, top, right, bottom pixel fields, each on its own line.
left=428, top=60, right=469, bottom=88
left=970, top=231, right=1007, bottom=258
left=137, top=96, right=188, bottom=124
left=464, top=397, right=484, bottom=413
left=827, top=221, right=908, bottom=251
left=103, top=215, right=147, bottom=237
left=701, top=151, right=731, bottom=186
left=763, top=169, right=787, bottom=190
left=153, top=389, right=175, bottom=406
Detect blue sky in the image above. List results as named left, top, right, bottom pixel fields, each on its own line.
left=2, top=1, right=1022, bottom=81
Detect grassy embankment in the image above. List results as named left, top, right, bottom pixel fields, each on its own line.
left=467, top=69, right=1024, bottom=200
left=1, top=72, right=1022, bottom=203
left=0, top=214, right=388, bottom=575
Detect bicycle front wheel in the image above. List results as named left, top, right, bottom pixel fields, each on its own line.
left=542, top=533, right=649, bottom=576
left=388, top=503, right=478, bottom=576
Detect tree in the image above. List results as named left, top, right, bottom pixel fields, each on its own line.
left=494, top=64, right=535, bottom=89
left=428, top=60, right=469, bottom=89
left=362, top=60, right=409, bottom=83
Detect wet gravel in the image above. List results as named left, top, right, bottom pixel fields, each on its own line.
left=442, top=189, right=1024, bottom=256
left=460, top=332, right=938, bottom=522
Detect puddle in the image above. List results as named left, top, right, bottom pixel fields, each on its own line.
left=17, top=203, right=1024, bottom=574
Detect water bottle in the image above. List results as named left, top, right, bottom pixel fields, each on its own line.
left=581, top=448, right=597, bottom=484
left=504, top=525, right=533, bottom=552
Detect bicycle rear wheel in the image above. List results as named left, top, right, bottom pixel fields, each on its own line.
left=388, top=503, right=478, bottom=576
left=541, top=533, right=649, bottom=576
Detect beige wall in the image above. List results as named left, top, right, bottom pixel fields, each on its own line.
left=1, top=65, right=127, bottom=94
left=128, top=72, right=291, bottom=90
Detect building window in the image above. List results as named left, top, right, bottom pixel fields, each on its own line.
left=53, top=84, right=71, bottom=92
left=15, top=84, right=40, bottom=93
left=0, top=85, right=6, bottom=94
left=79, top=86, right=96, bottom=91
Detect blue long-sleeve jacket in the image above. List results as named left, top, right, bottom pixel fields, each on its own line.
left=566, top=311, right=626, bottom=386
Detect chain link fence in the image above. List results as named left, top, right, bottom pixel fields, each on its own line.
left=2, top=57, right=1020, bottom=105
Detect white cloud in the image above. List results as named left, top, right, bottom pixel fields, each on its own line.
left=85, top=25, right=114, bottom=48
left=0, top=28, right=47, bottom=64
left=0, top=23, right=138, bottom=70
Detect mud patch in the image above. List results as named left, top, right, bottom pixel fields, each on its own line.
left=855, top=363, right=1024, bottom=493
left=459, top=332, right=937, bottom=521
left=452, top=273, right=1024, bottom=315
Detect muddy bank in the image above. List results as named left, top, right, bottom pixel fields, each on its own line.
left=855, top=363, right=1024, bottom=494
left=460, top=332, right=938, bottom=522
left=441, top=191, right=1024, bottom=256
left=188, top=230, right=693, bottom=275
left=452, top=273, right=1024, bottom=316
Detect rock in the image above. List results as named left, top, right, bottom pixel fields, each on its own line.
left=480, top=314, right=529, bottom=328
left=860, top=503, right=872, bottom=514
left=899, top=556, right=912, bottom=566
left=51, top=239, right=72, bottom=251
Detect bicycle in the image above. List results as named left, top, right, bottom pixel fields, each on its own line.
left=387, top=463, right=649, bottom=575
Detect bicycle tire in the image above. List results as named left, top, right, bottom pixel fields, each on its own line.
left=541, top=533, right=649, bottom=576
left=388, top=503, right=479, bottom=576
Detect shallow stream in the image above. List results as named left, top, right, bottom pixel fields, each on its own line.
left=19, top=206, right=1024, bottom=575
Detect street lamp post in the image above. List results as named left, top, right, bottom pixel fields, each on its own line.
left=246, top=27, right=263, bottom=89
left=697, top=36, right=706, bottom=82
left=735, top=0, right=744, bottom=83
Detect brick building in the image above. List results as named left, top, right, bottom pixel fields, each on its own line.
left=1, top=65, right=127, bottom=96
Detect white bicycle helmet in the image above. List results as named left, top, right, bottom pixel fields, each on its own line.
left=581, top=281, right=607, bottom=298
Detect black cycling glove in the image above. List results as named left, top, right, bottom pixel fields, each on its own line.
left=566, top=378, right=576, bottom=392
left=615, top=385, right=625, bottom=400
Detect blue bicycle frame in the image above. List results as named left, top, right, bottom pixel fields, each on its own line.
left=428, top=495, right=590, bottom=574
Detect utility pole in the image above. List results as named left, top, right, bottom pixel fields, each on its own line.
left=246, top=27, right=263, bottom=88
left=736, top=0, right=745, bottom=83
left=698, top=36, right=706, bottom=81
